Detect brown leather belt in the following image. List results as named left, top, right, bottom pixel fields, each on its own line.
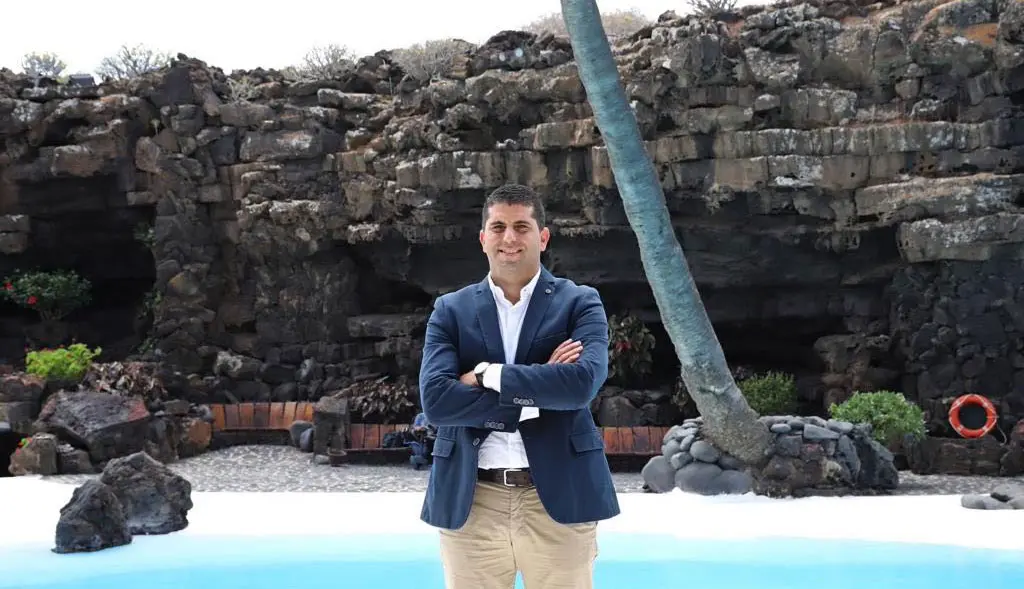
left=477, top=468, right=534, bottom=487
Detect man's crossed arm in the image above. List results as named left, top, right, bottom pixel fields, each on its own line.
left=418, top=287, right=609, bottom=430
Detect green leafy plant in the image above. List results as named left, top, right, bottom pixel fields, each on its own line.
left=829, top=390, right=927, bottom=445
left=340, top=375, right=417, bottom=424
left=1, top=269, right=92, bottom=321
left=607, top=313, right=655, bottom=384
left=25, top=343, right=102, bottom=381
left=737, top=371, right=798, bottom=415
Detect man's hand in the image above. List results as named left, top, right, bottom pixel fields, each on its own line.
left=459, top=370, right=477, bottom=387
left=547, top=339, right=583, bottom=364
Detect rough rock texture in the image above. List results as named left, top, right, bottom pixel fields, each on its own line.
left=3, top=361, right=213, bottom=474
left=1, top=0, right=1024, bottom=436
left=7, top=431, right=58, bottom=475
left=961, top=482, right=1024, bottom=509
left=53, top=478, right=132, bottom=554
left=0, top=372, right=45, bottom=433
left=312, top=395, right=349, bottom=456
left=642, top=415, right=898, bottom=496
left=905, top=417, right=1024, bottom=475
left=34, top=391, right=152, bottom=463
left=98, top=451, right=192, bottom=534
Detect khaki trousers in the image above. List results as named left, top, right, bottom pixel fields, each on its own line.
left=438, top=481, right=599, bottom=589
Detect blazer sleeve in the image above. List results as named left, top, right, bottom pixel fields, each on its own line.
left=496, top=285, right=609, bottom=411
left=418, top=296, right=522, bottom=432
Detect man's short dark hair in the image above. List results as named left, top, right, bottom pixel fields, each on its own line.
left=482, top=184, right=546, bottom=228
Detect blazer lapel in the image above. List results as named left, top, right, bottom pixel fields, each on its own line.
left=474, top=281, right=505, bottom=363
left=514, top=269, right=557, bottom=365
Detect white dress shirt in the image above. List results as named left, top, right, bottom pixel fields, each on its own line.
left=476, top=269, right=541, bottom=469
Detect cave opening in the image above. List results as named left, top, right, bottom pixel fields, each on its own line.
left=0, top=428, right=22, bottom=478
left=611, top=315, right=839, bottom=386
left=1, top=176, right=157, bottom=364
left=596, top=282, right=844, bottom=406
left=350, top=248, right=435, bottom=315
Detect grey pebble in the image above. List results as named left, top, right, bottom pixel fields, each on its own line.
left=670, top=451, right=693, bottom=470
left=962, top=494, right=1015, bottom=510
left=827, top=420, right=854, bottom=435
left=679, top=435, right=695, bottom=453
left=802, top=423, right=840, bottom=441
left=689, top=440, right=721, bottom=463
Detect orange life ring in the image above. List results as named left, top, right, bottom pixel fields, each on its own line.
left=948, top=394, right=998, bottom=439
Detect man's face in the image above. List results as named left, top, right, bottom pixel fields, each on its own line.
left=479, top=203, right=550, bottom=270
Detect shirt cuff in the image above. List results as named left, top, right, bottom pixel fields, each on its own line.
left=482, top=363, right=502, bottom=392
left=484, top=364, right=538, bottom=421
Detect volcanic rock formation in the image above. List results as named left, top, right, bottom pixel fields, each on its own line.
left=1, top=0, right=1023, bottom=450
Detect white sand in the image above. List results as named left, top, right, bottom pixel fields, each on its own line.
left=2, top=475, right=1021, bottom=553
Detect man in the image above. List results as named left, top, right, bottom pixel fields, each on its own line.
left=418, top=183, right=620, bottom=589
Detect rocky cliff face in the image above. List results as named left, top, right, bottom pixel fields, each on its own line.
left=2, top=0, right=1023, bottom=432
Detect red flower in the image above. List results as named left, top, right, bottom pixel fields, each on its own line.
left=26, top=295, right=37, bottom=305
left=3, top=282, right=11, bottom=291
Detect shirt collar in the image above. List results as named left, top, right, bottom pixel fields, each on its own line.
left=487, top=268, right=541, bottom=306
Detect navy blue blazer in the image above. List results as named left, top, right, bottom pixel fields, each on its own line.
left=417, top=266, right=621, bottom=530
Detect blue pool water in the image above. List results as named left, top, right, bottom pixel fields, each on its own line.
left=2, top=533, right=1022, bottom=589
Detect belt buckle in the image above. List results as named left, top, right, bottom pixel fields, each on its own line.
left=502, top=468, right=521, bottom=487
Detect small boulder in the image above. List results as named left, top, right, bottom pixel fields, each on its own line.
left=289, top=419, right=313, bottom=448
left=8, top=432, right=59, bottom=476
left=99, top=451, right=193, bottom=534
left=35, top=391, right=151, bottom=463
left=53, top=479, right=132, bottom=554
left=640, top=455, right=676, bottom=493
left=56, top=443, right=95, bottom=474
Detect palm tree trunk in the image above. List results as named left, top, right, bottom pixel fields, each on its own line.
left=559, top=0, right=772, bottom=465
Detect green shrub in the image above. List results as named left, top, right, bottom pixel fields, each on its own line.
left=25, top=343, right=102, bottom=381
left=1, top=269, right=91, bottom=321
left=738, top=371, right=798, bottom=415
left=829, top=390, right=926, bottom=445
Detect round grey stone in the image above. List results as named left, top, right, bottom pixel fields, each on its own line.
left=990, top=484, right=1024, bottom=503
left=961, top=494, right=1014, bottom=510
left=641, top=455, right=676, bottom=493
left=770, top=423, right=792, bottom=434
left=826, top=419, right=854, bottom=434
left=679, top=434, right=695, bottom=453
left=670, top=450, right=693, bottom=469
left=760, top=415, right=788, bottom=426
left=689, top=440, right=721, bottom=463
left=666, top=425, right=686, bottom=441
left=662, top=438, right=681, bottom=458
left=289, top=420, right=313, bottom=447
left=715, top=469, right=754, bottom=494
left=805, top=416, right=829, bottom=428
left=718, top=454, right=744, bottom=471
left=802, top=423, right=840, bottom=441
left=675, top=461, right=724, bottom=494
